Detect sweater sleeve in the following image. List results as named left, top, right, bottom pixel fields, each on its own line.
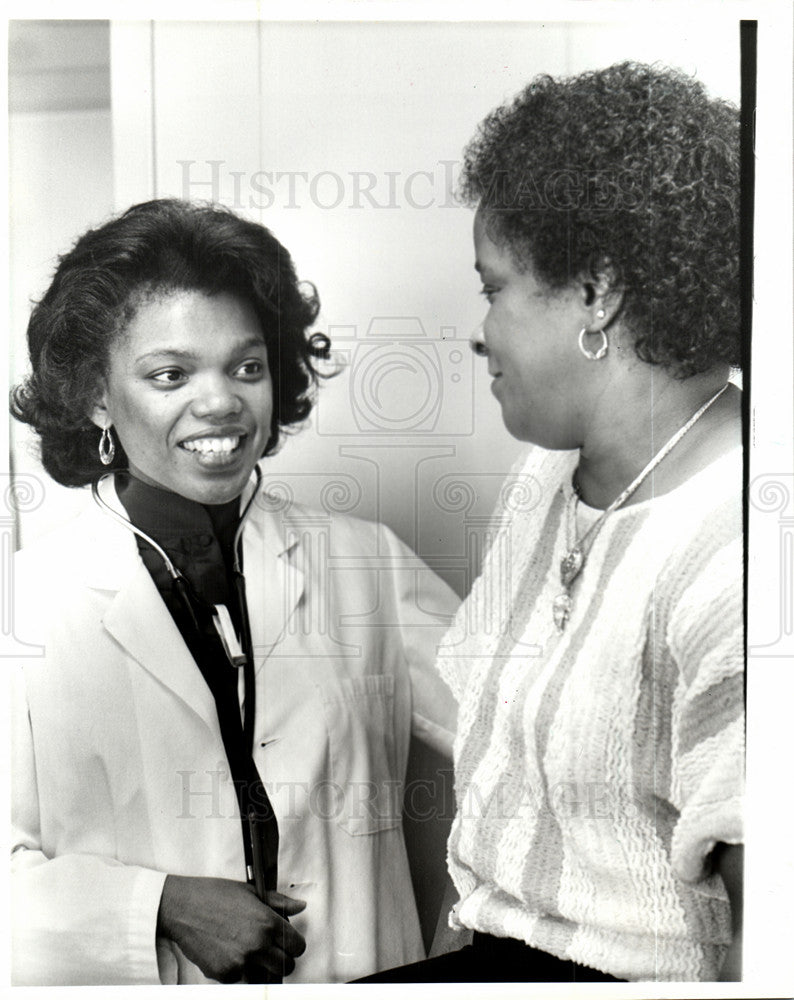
left=667, top=533, right=745, bottom=885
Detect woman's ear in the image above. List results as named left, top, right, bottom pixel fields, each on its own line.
left=580, top=259, right=624, bottom=329
left=89, top=389, right=110, bottom=431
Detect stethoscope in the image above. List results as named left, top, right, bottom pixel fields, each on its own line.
left=91, top=466, right=263, bottom=755
left=93, top=466, right=281, bottom=960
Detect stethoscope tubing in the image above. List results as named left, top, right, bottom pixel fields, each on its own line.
left=91, top=466, right=263, bottom=753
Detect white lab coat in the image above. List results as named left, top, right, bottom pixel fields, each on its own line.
left=11, top=477, right=458, bottom=985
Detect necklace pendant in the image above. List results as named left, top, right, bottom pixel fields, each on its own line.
left=552, top=592, right=573, bottom=633
left=560, top=547, right=584, bottom=588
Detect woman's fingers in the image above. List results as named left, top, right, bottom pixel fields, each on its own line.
left=261, top=905, right=306, bottom=957
left=158, top=875, right=306, bottom=981
left=264, top=889, right=307, bottom=918
left=246, top=945, right=298, bottom=981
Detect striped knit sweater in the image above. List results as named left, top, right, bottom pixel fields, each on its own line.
left=437, top=444, right=744, bottom=982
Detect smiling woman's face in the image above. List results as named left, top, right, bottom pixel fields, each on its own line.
left=92, top=289, right=273, bottom=505
left=473, top=211, right=590, bottom=450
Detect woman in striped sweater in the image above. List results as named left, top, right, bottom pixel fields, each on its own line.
left=359, top=62, right=743, bottom=984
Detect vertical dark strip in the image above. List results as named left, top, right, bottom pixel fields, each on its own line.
left=9, top=451, right=20, bottom=554
left=739, top=21, right=756, bottom=717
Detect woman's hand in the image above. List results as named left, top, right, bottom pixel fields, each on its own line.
left=157, top=874, right=306, bottom=982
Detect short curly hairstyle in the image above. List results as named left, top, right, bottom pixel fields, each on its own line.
left=11, top=198, right=329, bottom=486
left=460, top=61, right=740, bottom=378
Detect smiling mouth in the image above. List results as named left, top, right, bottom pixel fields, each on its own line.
left=178, top=434, right=247, bottom=464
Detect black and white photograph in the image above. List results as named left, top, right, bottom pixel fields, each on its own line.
left=4, top=2, right=793, bottom=995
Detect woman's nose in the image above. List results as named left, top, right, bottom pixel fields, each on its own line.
left=469, top=322, right=489, bottom=357
left=190, top=374, right=243, bottom=418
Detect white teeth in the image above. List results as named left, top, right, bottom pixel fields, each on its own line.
left=182, top=436, right=240, bottom=454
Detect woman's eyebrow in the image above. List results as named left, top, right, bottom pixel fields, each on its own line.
left=135, top=348, right=197, bottom=363
left=135, top=338, right=266, bottom=364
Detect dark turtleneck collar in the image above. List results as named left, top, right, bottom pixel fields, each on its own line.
left=116, top=471, right=239, bottom=557
left=116, top=472, right=242, bottom=607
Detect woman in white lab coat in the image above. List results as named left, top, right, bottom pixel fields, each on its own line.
left=10, top=199, right=458, bottom=985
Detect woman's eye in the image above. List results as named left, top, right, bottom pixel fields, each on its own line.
left=235, top=359, right=266, bottom=378
left=149, top=369, right=186, bottom=385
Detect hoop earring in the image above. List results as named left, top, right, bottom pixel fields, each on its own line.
left=99, top=426, right=116, bottom=465
left=578, top=327, right=608, bottom=361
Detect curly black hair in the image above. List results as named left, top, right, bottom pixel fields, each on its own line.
left=11, top=198, right=330, bottom=486
left=460, top=61, right=740, bottom=378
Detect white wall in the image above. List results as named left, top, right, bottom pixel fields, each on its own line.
left=9, top=108, right=115, bottom=546
left=105, top=16, right=741, bottom=595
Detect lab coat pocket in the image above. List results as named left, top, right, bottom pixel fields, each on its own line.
left=320, top=674, right=401, bottom=836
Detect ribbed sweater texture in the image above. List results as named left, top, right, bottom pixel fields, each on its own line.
left=437, top=445, right=744, bottom=981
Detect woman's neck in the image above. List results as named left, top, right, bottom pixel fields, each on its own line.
left=574, top=367, right=740, bottom=510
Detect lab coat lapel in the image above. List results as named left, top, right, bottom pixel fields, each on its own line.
left=81, top=500, right=219, bottom=734
left=242, top=502, right=304, bottom=672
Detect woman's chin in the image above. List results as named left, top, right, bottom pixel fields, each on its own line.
left=502, top=416, right=577, bottom=451
left=180, top=464, right=259, bottom=505
left=128, top=456, right=258, bottom=506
